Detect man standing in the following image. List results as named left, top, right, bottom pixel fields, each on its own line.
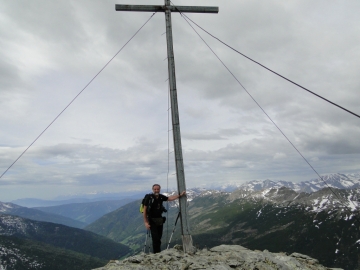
left=143, top=184, right=186, bottom=253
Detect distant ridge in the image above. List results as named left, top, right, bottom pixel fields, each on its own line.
left=34, top=198, right=136, bottom=224
left=10, top=173, right=360, bottom=208
left=211, top=172, right=360, bottom=193
left=11, top=192, right=143, bottom=208
left=0, top=201, right=86, bottom=228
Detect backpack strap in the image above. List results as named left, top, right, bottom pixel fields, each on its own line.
left=140, top=193, right=155, bottom=213
left=145, top=193, right=154, bottom=213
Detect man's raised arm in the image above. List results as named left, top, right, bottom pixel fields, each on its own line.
left=168, top=191, right=186, bottom=201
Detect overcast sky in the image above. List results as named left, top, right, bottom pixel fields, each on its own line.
left=1, top=0, right=359, bottom=201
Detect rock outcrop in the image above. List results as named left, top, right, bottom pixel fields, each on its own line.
left=93, top=245, right=343, bottom=270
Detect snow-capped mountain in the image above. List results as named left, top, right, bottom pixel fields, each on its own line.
left=302, top=173, right=360, bottom=191
left=163, top=187, right=211, bottom=202
left=0, top=202, right=22, bottom=213
left=229, top=185, right=360, bottom=214
left=232, top=173, right=360, bottom=193
left=161, top=173, right=360, bottom=210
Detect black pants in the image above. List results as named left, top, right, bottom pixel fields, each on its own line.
left=149, top=221, right=163, bottom=253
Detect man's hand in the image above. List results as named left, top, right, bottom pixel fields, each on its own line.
left=145, top=222, right=150, bottom=230
left=168, top=190, right=187, bottom=201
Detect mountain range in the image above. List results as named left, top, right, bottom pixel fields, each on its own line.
left=214, top=172, right=360, bottom=193
left=0, top=202, right=86, bottom=228
left=1, top=198, right=137, bottom=229
left=85, top=173, right=360, bottom=270
left=11, top=192, right=143, bottom=208
left=33, top=198, right=135, bottom=224
left=1, top=172, right=360, bottom=269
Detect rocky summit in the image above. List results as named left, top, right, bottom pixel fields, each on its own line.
left=93, top=245, right=343, bottom=270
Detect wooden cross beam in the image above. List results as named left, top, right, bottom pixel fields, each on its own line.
left=115, top=4, right=218, bottom=13
left=116, top=1, right=218, bottom=253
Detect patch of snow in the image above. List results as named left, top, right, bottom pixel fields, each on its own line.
left=346, top=195, right=359, bottom=210
left=0, top=244, right=45, bottom=269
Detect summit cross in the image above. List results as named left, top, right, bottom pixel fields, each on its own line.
left=116, top=1, right=218, bottom=253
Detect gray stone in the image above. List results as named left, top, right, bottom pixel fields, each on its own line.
left=210, top=245, right=249, bottom=253
left=92, top=244, right=343, bottom=270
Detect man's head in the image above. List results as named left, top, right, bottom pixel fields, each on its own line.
left=152, top=184, right=161, bottom=195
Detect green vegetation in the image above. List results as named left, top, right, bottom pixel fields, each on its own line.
left=0, top=214, right=132, bottom=269
left=3, top=217, right=131, bottom=260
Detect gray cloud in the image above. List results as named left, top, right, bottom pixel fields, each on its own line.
left=0, top=0, right=359, bottom=201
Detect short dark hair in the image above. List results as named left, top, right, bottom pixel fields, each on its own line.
left=152, top=184, right=161, bottom=189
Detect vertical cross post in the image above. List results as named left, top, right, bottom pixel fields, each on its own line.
left=116, top=1, right=218, bottom=253
left=164, top=0, right=191, bottom=252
